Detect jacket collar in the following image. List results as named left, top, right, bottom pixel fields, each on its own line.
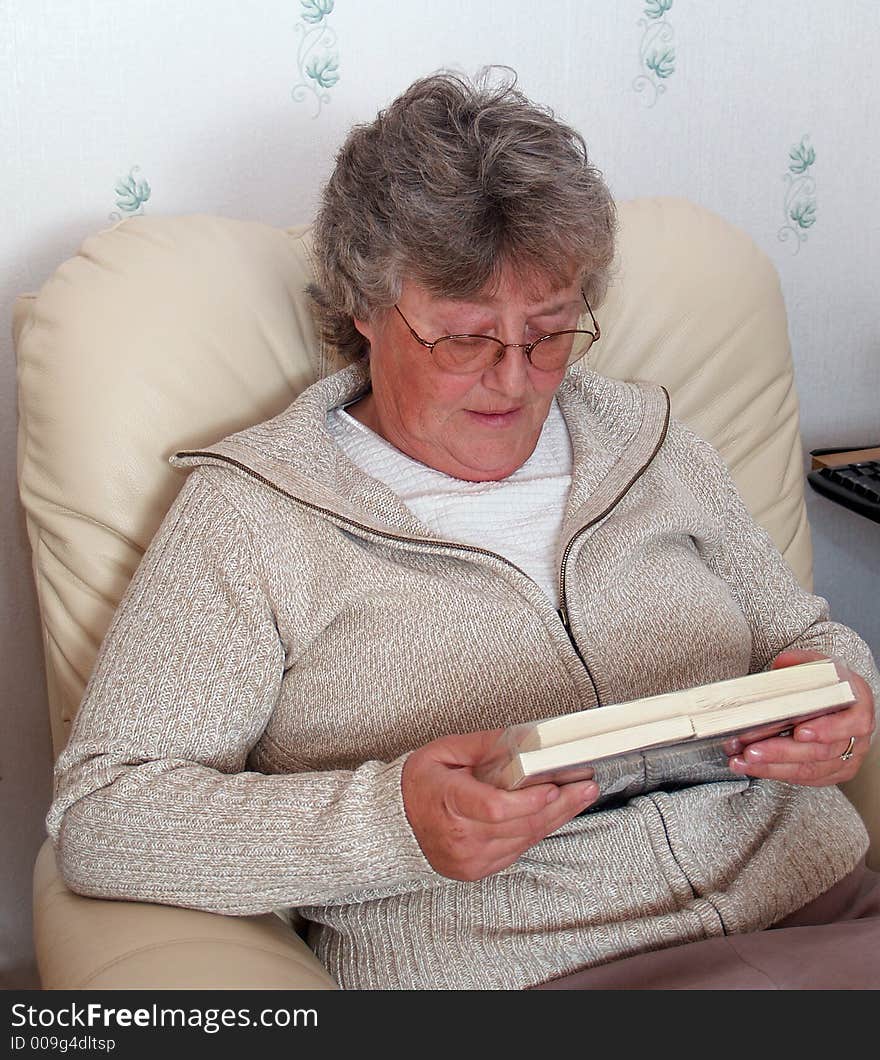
left=171, top=358, right=670, bottom=541
left=172, top=360, right=441, bottom=539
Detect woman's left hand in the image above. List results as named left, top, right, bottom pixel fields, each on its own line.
left=728, top=649, right=876, bottom=786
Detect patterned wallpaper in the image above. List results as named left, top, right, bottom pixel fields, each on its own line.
left=94, top=1, right=834, bottom=259
left=634, top=0, right=676, bottom=106
left=292, top=0, right=340, bottom=116
left=1, top=0, right=878, bottom=986
left=780, top=136, right=817, bottom=252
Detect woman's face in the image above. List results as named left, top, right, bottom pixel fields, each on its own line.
left=350, top=268, right=584, bottom=482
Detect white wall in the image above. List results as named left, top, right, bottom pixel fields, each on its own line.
left=2, top=0, right=878, bottom=987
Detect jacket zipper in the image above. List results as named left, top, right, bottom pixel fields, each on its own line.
left=176, top=451, right=535, bottom=572
left=177, top=408, right=668, bottom=708
left=176, top=450, right=601, bottom=690
left=556, top=602, right=600, bottom=704
left=554, top=390, right=672, bottom=704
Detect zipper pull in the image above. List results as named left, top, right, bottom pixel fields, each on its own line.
left=557, top=604, right=570, bottom=630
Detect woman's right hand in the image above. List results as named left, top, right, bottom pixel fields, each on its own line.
left=401, top=729, right=599, bottom=881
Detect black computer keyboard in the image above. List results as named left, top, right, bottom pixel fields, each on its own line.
left=807, top=459, right=880, bottom=523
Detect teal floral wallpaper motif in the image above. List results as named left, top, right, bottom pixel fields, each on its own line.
left=633, top=0, right=675, bottom=107
left=291, top=0, right=340, bottom=117
left=108, top=166, right=151, bottom=222
left=778, top=136, right=817, bottom=253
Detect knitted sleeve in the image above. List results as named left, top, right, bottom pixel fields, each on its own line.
left=46, top=471, right=438, bottom=915
left=669, top=419, right=880, bottom=711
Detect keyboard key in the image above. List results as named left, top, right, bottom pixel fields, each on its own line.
left=808, top=455, right=880, bottom=523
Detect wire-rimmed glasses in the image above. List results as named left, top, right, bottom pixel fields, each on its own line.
left=393, top=293, right=600, bottom=375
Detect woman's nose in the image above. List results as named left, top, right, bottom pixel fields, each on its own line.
left=482, top=341, right=532, bottom=393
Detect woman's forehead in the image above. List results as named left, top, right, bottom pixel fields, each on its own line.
left=406, top=268, right=582, bottom=313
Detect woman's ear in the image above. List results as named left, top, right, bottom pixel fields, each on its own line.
left=353, top=317, right=374, bottom=344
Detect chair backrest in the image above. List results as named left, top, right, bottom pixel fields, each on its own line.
left=14, top=197, right=811, bottom=760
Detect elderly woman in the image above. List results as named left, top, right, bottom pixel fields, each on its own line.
left=48, top=70, right=879, bottom=990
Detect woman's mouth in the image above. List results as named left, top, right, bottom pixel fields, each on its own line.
left=466, top=407, right=521, bottom=427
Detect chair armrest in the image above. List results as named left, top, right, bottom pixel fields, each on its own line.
left=32, top=839, right=338, bottom=990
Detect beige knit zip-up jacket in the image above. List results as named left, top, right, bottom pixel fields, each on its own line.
left=47, top=360, right=879, bottom=990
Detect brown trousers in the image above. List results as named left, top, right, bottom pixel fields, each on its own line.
left=533, top=861, right=880, bottom=989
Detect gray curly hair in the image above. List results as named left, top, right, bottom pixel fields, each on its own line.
left=309, top=67, right=617, bottom=362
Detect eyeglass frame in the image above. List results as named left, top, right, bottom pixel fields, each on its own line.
left=391, top=292, right=600, bottom=374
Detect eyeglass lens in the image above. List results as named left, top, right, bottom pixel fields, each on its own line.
left=431, top=330, right=596, bottom=374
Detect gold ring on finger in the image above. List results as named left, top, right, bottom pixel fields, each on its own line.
left=839, top=736, right=856, bottom=762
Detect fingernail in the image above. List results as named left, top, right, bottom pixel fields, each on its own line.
left=797, top=728, right=817, bottom=741
left=545, top=786, right=560, bottom=804
left=745, top=746, right=763, bottom=761
left=578, top=781, right=598, bottom=802
left=730, top=756, right=747, bottom=771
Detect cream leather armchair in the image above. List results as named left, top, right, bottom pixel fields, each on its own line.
left=15, top=197, right=879, bottom=990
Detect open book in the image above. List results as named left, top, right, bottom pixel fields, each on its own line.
left=475, top=660, right=854, bottom=791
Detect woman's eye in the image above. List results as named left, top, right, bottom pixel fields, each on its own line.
left=528, top=322, right=559, bottom=338
left=533, top=312, right=571, bottom=332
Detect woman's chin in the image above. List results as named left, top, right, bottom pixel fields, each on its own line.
left=447, top=441, right=539, bottom=482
